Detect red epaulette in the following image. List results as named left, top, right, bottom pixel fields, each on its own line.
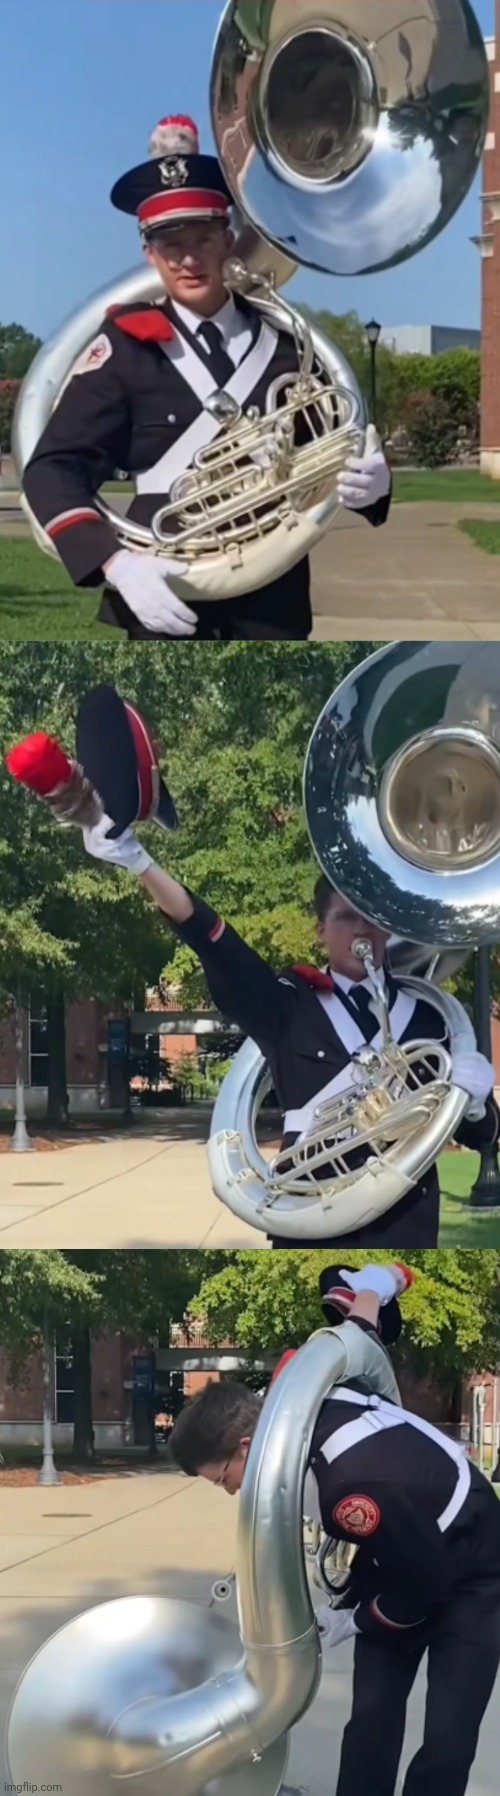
left=105, top=305, right=175, bottom=343
left=289, top=964, right=335, bottom=992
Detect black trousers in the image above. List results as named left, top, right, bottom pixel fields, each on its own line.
left=335, top=1580, right=500, bottom=1796
left=270, top=1167, right=440, bottom=1250
left=99, top=562, right=312, bottom=641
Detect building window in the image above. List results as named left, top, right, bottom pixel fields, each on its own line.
left=30, top=1009, right=49, bottom=1087
left=54, top=1331, right=74, bottom=1424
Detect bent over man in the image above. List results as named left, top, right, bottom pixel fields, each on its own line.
left=169, top=1261, right=500, bottom=1796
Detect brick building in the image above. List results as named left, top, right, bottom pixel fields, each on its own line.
left=0, top=989, right=238, bottom=1116
left=0, top=1325, right=273, bottom=1449
left=479, top=12, right=500, bottom=476
left=0, top=1325, right=498, bottom=1461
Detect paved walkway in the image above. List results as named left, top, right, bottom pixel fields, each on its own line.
left=1, top=493, right=500, bottom=639
left=0, top=1119, right=270, bottom=1249
left=311, top=502, right=500, bottom=639
left=0, top=1470, right=498, bottom=1795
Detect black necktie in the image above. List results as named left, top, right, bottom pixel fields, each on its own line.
left=348, top=985, right=380, bottom=1044
left=196, top=320, right=235, bottom=388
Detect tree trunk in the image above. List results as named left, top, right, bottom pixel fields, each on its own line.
left=71, top=1324, right=95, bottom=1461
left=449, top=1379, right=463, bottom=1425
left=46, top=990, right=68, bottom=1125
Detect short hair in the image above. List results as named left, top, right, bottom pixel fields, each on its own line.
left=312, top=874, right=337, bottom=923
left=168, top=1381, right=262, bottom=1476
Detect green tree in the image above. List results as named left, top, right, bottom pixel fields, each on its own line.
left=402, top=390, right=458, bottom=467
left=0, top=643, right=380, bottom=1043
left=0, top=1250, right=227, bottom=1458
left=0, top=323, right=42, bottom=379
left=0, top=380, right=21, bottom=450
left=189, top=1250, right=500, bottom=1418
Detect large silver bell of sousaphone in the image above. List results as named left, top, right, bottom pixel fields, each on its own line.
left=6, top=1324, right=400, bottom=1796
left=208, top=642, right=500, bottom=1239
left=211, top=0, right=489, bottom=276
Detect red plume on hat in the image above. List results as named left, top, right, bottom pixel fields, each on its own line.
left=5, top=732, right=102, bottom=826
left=5, top=733, right=74, bottom=796
left=148, top=115, right=200, bottom=158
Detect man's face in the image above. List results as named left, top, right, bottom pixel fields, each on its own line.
left=144, top=221, right=234, bottom=315
left=318, top=896, right=390, bottom=981
left=197, top=1437, right=251, bottom=1495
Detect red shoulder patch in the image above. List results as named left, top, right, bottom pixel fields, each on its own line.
left=106, top=308, right=175, bottom=343
left=332, top=1495, right=381, bottom=1538
left=290, top=964, right=335, bottom=992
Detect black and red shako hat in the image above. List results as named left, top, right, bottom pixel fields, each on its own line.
left=76, top=685, right=179, bottom=839
left=111, top=115, right=232, bottom=238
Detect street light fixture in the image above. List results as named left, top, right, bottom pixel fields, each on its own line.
left=364, top=317, right=381, bottom=428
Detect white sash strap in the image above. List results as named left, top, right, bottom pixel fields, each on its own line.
left=135, top=320, right=278, bottom=493
left=283, top=989, right=417, bottom=1139
left=320, top=1391, right=471, bottom=1532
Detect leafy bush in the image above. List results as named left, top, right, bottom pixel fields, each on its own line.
left=402, top=390, right=458, bottom=468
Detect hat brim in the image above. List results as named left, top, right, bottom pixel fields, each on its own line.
left=319, top=1265, right=402, bottom=1347
left=111, top=153, right=231, bottom=219
left=75, top=685, right=179, bottom=838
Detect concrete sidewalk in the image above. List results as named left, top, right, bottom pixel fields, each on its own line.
left=0, top=1124, right=268, bottom=1248
left=311, top=502, right=500, bottom=640
left=0, top=1469, right=498, bottom=1795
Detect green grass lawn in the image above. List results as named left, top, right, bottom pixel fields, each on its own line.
left=0, top=539, right=115, bottom=637
left=458, top=519, right=500, bottom=555
left=393, top=469, right=500, bottom=503
left=438, top=1151, right=500, bottom=1244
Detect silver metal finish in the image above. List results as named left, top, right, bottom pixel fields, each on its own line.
left=13, top=263, right=365, bottom=597
left=352, top=937, right=392, bottom=1047
left=208, top=980, right=473, bottom=1238
left=303, top=641, right=500, bottom=947
left=7, top=1325, right=397, bottom=1796
left=211, top=0, right=489, bottom=276
left=207, top=639, right=500, bottom=1236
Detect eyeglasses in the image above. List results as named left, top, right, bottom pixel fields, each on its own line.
left=151, top=227, right=225, bottom=263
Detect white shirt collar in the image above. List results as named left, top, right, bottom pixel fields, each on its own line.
left=327, top=967, right=379, bottom=996
left=171, top=294, right=240, bottom=344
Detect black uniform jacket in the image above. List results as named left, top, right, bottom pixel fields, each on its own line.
left=307, top=1379, right=500, bottom=1645
left=22, top=295, right=391, bottom=639
left=172, top=891, right=499, bottom=1247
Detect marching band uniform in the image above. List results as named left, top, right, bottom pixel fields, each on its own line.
left=22, top=115, right=392, bottom=642
left=169, top=892, right=499, bottom=1246
left=306, top=1384, right=500, bottom=1796
left=268, top=1275, right=500, bottom=1796
left=7, top=689, right=496, bottom=1249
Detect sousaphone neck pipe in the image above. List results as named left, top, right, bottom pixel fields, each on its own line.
left=351, top=936, right=392, bottom=1046
left=105, top=1326, right=392, bottom=1792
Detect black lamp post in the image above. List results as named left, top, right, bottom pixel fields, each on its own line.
left=364, top=318, right=381, bottom=427
left=469, top=946, right=500, bottom=1207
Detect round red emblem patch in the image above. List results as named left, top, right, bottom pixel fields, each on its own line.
left=332, top=1494, right=381, bottom=1537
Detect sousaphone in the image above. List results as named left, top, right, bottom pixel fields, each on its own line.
left=6, top=1323, right=401, bottom=1796
left=13, top=0, right=488, bottom=603
left=208, top=642, right=500, bottom=1239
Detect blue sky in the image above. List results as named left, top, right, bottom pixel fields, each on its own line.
left=1, top=0, right=495, bottom=339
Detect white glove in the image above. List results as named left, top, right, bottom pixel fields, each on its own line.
left=83, top=813, right=154, bottom=875
left=337, top=424, right=391, bottom=512
left=451, top=1050, right=495, bottom=1120
left=339, top=1263, right=413, bottom=1304
left=105, top=549, right=197, bottom=637
left=316, top=1605, right=360, bottom=1649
